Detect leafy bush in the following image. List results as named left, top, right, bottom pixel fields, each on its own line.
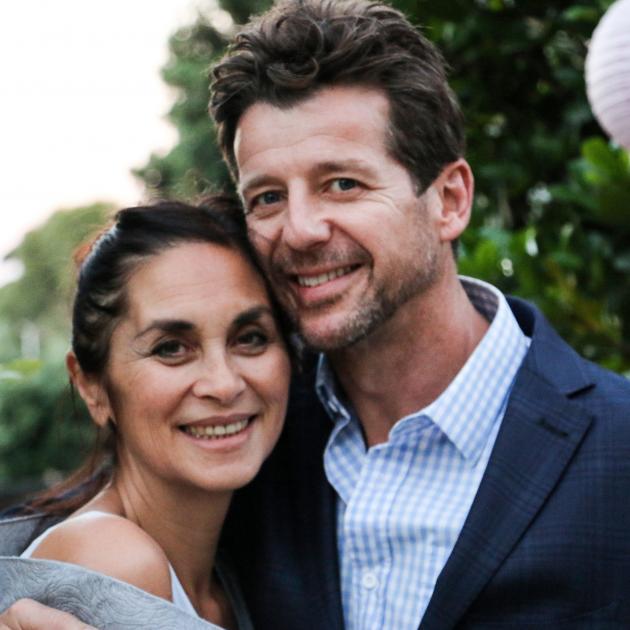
left=0, top=359, right=94, bottom=486
left=137, top=0, right=627, bottom=372
left=2, top=0, right=628, bottom=500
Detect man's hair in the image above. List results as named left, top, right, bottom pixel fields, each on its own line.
left=210, top=0, right=465, bottom=193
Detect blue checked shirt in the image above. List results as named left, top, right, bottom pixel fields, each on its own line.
left=317, top=277, right=530, bottom=630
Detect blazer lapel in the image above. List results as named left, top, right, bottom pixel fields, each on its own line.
left=420, top=301, right=595, bottom=630
left=286, top=360, right=345, bottom=629
left=294, top=409, right=344, bottom=629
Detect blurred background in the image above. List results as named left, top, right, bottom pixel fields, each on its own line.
left=1, top=0, right=628, bottom=508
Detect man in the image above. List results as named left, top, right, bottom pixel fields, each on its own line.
left=212, top=2, right=630, bottom=628
left=2, top=0, right=630, bottom=628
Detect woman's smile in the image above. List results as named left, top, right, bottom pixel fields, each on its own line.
left=87, top=241, right=291, bottom=494
left=179, top=414, right=254, bottom=440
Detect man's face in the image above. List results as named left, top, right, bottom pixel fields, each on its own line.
left=234, top=85, right=448, bottom=351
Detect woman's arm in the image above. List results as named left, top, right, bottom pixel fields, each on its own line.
left=29, top=512, right=173, bottom=602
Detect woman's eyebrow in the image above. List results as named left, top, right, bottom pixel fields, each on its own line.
left=134, top=320, right=194, bottom=340
left=232, top=306, right=274, bottom=328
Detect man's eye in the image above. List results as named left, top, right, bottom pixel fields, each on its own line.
left=330, top=178, right=358, bottom=193
left=245, top=190, right=283, bottom=218
left=152, top=340, right=187, bottom=359
left=252, top=191, right=281, bottom=208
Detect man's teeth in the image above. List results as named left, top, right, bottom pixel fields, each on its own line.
left=296, top=266, right=354, bottom=288
left=183, top=418, right=250, bottom=439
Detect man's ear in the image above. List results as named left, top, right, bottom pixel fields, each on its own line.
left=66, top=351, right=112, bottom=428
left=432, top=158, right=474, bottom=243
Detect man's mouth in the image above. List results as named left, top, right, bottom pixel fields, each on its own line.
left=179, top=416, right=253, bottom=440
left=294, top=265, right=358, bottom=288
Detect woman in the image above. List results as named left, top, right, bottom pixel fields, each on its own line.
left=0, top=196, right=292, bottom=628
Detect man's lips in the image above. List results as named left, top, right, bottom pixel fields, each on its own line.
left=289, top=264, right=361, bottom=288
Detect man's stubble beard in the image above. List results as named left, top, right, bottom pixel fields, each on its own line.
left=272, top=243, right=442, bottom=354
left=247, top=195, right=443, bottom=353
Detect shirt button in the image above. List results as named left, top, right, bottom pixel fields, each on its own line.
left=362, top=571, right=378, bottom=590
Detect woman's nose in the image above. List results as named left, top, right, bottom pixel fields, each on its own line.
left=191, top=355, right=246, bottom=404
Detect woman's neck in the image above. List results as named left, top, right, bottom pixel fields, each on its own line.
left=80, top=470, right=232, bottom=617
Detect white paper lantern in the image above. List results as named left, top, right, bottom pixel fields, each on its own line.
left=585, top=0, right=630, bottom=149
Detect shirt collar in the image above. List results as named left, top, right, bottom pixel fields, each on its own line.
left=316, top=276, right=529, bottom=463
left=316, top=354, right=351, bottom=422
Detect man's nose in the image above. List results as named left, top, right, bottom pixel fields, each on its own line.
left=192, top=353, right=246, bottom=405
left=281, top=191, right=332, bottom=251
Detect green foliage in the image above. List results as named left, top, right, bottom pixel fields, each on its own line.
left=0, top=202, right=112, bottom=361
left=0, top=360, right=94, bottom=483
left=220, top=0, right=272, bottom=24
left=0, top=358, right=43, bottom=382
left=134, top=17, right=232, bottom=199
left=0, top=204, right=111, bottom=490
left=4, top=0, right=628, bottom=495
left=133, top=0, right=629, bottom=373
left=410, top=0, right=610, bottom=228
left=460, top=140, right=630, bottom=371
left=396, top=0, right=628, bottom=373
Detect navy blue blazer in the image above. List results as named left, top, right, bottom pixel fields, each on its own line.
left=223, top=297, right=630, bottom=628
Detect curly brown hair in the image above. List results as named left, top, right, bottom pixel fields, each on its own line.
left=210, top=0, right=465, bottom=193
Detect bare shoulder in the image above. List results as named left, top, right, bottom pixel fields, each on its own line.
left=30, top=511, right=173, bottom=601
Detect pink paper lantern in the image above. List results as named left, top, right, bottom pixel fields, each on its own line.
left=586, top=0, right=630, bottom=149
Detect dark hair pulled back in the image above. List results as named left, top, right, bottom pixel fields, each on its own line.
left=72, top=196, right=260, bottom=378
left=23, top=194, right=287, bottom=518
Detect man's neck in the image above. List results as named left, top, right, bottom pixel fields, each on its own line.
left=329, top=273, right=489, bottom=447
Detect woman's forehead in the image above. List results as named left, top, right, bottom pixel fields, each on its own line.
left=122, top=242, right=271, bottom=324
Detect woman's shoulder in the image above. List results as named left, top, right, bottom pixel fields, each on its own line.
left=29, top=510, right=173, bottom=601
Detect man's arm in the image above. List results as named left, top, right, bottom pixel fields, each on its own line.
left=0, top=599, right=97, bottom=630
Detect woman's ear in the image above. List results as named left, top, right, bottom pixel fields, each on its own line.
left=66, top=351, right=112, bottom=428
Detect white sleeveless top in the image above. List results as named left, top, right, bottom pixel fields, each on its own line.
left=20, top=511, right=199, bottom=618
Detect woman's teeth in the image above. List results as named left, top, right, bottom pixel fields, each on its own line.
left=182, top=418, right=250, bottom=439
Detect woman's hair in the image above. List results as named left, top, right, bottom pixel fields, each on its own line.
left=22, top=194, right=291, bottom=518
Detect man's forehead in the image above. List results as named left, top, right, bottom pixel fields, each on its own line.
left=233, top=85, right=391, bottom=179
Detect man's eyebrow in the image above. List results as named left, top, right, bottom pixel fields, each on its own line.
left=232, top=305, right=274, bottom=329
left=312, top=159, right=377, bottom=177
left=239, top=159, right=376, bottom=196
left=239, top=174, right=283, bottom=197
left=134, top=320, right=194, bottom=340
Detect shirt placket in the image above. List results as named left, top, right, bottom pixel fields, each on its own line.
left=343, top=441, right=414, bottom=630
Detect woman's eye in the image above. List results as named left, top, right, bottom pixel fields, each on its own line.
left=152, top=340, right=187, bottom=360
left=235, top=330, right=269, bottom=351
left=330, top=178, right=358, bottom=193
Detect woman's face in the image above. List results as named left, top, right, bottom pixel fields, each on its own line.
left=82, top=241, right=290, bottom=495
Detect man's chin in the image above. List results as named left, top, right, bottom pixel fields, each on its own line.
left=296, top=315, right=371, bottom=353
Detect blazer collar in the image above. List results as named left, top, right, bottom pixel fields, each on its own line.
left=420, top=297, right=595, bottom=629
left=505, top=296, right=593, bottom=396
